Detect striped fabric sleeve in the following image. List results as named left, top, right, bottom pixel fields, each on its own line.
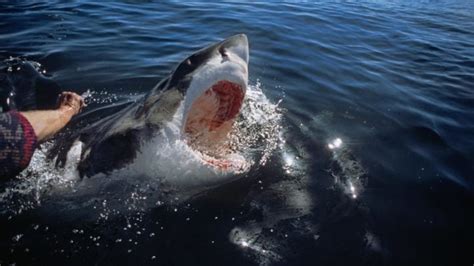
left=0, top=111, right=38, bottom=179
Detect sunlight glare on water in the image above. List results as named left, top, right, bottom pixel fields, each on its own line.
left=1, top=0, right=473, bottom=264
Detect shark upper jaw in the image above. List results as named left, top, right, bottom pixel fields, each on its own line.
left=180, top=34, right=249, bottom=170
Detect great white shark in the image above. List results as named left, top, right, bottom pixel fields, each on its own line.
left=49, top=34, right=249, bottom=178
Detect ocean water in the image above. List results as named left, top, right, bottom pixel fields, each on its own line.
left=1, top=1, right=473, bottom=265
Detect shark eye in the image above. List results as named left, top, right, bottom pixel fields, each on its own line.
left=186, top=59, right=192, bottom=66
left=219, top=47, right=227, bottom=58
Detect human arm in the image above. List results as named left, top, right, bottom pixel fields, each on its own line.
left=20, top=92, right=84, bottom=142
left=0, top=91, right=84, bottom=179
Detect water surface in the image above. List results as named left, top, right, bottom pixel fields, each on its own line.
left=1, top=1, right=473, bottom=265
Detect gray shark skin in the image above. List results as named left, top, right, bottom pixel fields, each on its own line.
left=49, top=34, right=249, bottom=178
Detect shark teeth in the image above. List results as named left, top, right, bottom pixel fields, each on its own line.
left=184, top=80, right=245, bottom=171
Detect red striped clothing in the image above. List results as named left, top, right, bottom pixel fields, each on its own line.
left=0, top=111, right=37, bottom=179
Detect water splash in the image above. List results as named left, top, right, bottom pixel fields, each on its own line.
left=231, top=80, right=283, bottom=167
left=0, top=141, right=81, bottom=216
left=0, top=80, right=283, bottom=218
left=117, top=80, right=284, bottom=201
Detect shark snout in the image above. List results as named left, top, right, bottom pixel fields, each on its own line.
left=219, top=34, right=249, bottom=65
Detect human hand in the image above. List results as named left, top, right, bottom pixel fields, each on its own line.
left=57, top=91, right=85, bottom=116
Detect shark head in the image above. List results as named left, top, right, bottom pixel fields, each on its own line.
left=51, top=34, right=250, bottom=178
left=162, top=34, right=249, bottom=170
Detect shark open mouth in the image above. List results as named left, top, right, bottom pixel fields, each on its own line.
left=184, top=80, right=246, bottom=171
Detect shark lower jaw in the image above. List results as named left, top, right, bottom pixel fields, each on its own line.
left=184, top=80, right=246, bottom=171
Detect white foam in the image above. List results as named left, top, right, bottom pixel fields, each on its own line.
left=0, top=82, right=283, bottom=216
left=121, top=101, right=238, bottom=190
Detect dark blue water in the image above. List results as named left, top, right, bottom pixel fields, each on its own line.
left=1, top=1, right=474, bottom=265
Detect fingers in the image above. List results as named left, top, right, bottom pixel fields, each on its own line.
left=58, top=91, right=86, bottom=115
